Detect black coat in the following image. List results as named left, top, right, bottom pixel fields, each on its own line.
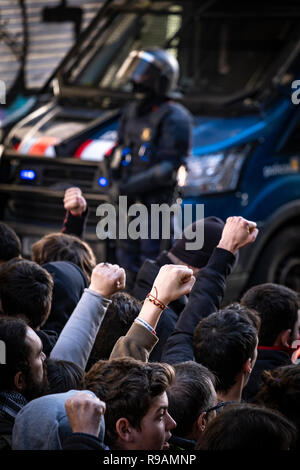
left=62, top=433, right=107, bottom=450
left=161, top=248, right=236, bottom=365
left=132, top=251, right=187, bottom=361
left=42, top=261, right=88, bottom=335
left=242, top=348, right=291, bottom=402
left=36, top=329, right=58, bottom=356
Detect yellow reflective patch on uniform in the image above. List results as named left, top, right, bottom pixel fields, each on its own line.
left=141, top=128, right=152, bottom=141
left=291, top=158, right=299, bottom=171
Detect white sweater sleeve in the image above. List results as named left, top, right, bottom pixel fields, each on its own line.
left=50, top=288, right=111, bottom=370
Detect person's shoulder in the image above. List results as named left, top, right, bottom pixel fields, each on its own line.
left=166, top=101, right=192, bottom=118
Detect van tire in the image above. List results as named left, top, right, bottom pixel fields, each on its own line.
left=248, top=226, right=300, bottom=292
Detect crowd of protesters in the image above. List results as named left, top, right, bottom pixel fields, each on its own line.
left=0, top=187, right=299, bottom=452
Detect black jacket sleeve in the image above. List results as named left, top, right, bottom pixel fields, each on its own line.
left=61, top=208, right=89, bottom=239
left=62, top=433, right=107, bottom=450
left=160, top=247, right=236, bottom=364
left=119, top=161, right=175, bottom=195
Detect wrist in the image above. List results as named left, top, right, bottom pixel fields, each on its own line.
left=88, top=286, right=111, bottom=299
left=70, top=209, right=84, bottom=217
left=148, top=286, right=169, bottom=308
left=139, top=301, right=163, bottom=330
left=217, top=239, right=239, bottom=255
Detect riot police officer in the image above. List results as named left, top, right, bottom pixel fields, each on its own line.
left=108, top=48, right=193, bottom=284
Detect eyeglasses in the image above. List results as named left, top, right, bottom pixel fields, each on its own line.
left=204, top=400, right=236, bottom=414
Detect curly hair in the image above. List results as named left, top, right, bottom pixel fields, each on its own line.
left=255, top=364, right=300, bottom=429
left=86, top=292, right=142, bottom=368
left=82, top=357, right=175, bottom=447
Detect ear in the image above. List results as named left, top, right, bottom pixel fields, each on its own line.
left=196, top=412, right=207, bottom=433
left=14, top=371, right=26, bottom=392
left=242, top=357, right=252, bottom=375
left=115, top=418, right=134, bottom=443
left=278, top=329, right=291, bottom=348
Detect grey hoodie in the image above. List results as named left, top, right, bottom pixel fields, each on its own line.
left=12, top=390, right=106, bottom=450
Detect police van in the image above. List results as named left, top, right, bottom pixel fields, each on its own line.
left=1, top=0, right=300, bottom=302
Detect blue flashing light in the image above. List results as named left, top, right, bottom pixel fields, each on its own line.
left=98, top=176, right=109, bottom=187
left=122, top=147, right=131, bottom=156
left=20, top=169, right=36, bottom=181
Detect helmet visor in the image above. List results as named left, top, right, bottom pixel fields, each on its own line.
left=116, top=51, right=159, bottom=90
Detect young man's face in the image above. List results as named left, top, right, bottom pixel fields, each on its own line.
left=131, top=392, right=176, bottom=450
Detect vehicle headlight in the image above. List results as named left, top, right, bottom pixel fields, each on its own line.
left=181, top=145, right=250, bottom=195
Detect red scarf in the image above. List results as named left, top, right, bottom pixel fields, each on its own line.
left=258, top=344, right=300, bottom=363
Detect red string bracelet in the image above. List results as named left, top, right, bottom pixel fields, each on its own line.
left=146, top=286, right=167, bottom=311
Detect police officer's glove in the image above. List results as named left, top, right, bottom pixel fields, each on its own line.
left=108, top=181, right=120, bottom=204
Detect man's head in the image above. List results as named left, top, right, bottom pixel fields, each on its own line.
left=0, top=223, right=21, bottom=264
left=167, top=361, right=217, bottom=441
left=193, top=304, right=259, bottom=395
left=117, top=48, right=179, bottom=99
left=32, top=232, right=96, bottom=283
left=83, top=357, right=176, bottom=450
left=255, top=364, right=300, bottom=435
left=195, top=403, right=297, bottom=450
left=168, top=217, right=225, bottom=276
left=241, top=283, right=300, bottom=348
left=0, top=317, right=48, bottom=400
left=87, top=292, right=142, bottom=368
left=0, top=259, right=54, bottom=329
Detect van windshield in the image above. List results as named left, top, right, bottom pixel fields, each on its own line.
left=64, top=1, right=300, bottom=108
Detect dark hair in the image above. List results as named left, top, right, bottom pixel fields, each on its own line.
left=167, top=361, right=216, bottom=438
left=32, top=232, right=96, bottom=282
left=45, top=358, right=84, bottom=394
left=0, top=317, right=30, bottom=391
left=241, top=283, right=299, bottom=346
left=83, top=357, right=175, bottom=447
left=196, top=403, right=298, bottom=450
left=0, top=223, right=21, bottom=263
left=193, top=304, right=258, bottom=393
left=87, top=292, right=142, bottom=368
left=0, top=259, right=54, bottom=329
left=255, top=365, right=300, bottom=434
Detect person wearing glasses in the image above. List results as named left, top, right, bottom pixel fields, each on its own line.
left=166, top=361, right=220, bottom=451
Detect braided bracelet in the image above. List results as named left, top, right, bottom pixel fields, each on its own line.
left=146, top=286, right=167, bottom=311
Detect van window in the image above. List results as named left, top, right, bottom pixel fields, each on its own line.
left=64, top=2, right=300, bottom=106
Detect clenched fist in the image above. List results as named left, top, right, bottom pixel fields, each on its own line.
left=65, top=392, right=106, bottom=437
left=89, top=262, right=126, bottom=298
left=217, top=216, right=258, bottom=254
left=150, top=264, right=196, bottom=306
left=64, top=187, right=87, bottom=216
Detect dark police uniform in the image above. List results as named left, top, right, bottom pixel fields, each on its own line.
left=107, top=49, right=193, bottom=278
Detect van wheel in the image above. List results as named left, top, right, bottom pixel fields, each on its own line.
left=248, top=226, right=300, bottom=292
